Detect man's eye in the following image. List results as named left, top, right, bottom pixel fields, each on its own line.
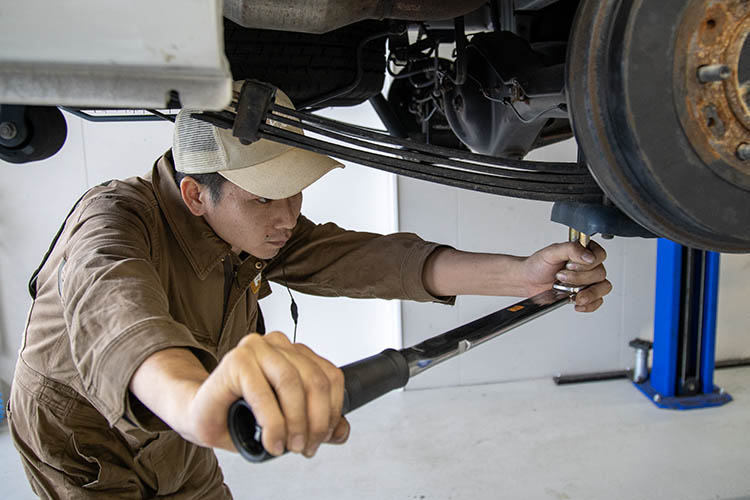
left=256, top=197, right=270, bottom=204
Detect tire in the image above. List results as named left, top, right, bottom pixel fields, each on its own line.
left=0, top=106, right=67, bottom=164
left=224, top=18, right=387, bottom=109
left=567, top=0, right=750, bottom=252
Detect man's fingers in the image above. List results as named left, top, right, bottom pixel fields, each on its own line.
left=293, top=342, right=345, bottom=438
left=264, top=330, right=294, bottom=348
left=210, top=332, right=347, bottom=459
left=575, top=298, right=604, bottom=313
left=574, top=280, right=613, bottom=312
left=570, top=240, right=606, bottom=266
left=556, top=265, right=607, bottom=286
left=575, top=279, right=613, bottom=303
left=265, top=332, right=336, bottom=457
left=588, top=240, right=607, bottom=261
left=540, top=240, right=602, bottom=270
left=248, top=335, right=310, bottom=455
left=327, top=416, right=350, bottom=445
left=283, top=351, right=332, bottom=457
left=564, top=241, right=607, bottom=271
left=228, top=342, right=288, bottom=456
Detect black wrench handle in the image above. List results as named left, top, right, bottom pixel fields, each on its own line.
left=228, top=348, right=409, bottom=462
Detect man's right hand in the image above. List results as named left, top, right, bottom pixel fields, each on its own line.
left=129, top=332, right=349, bottom=458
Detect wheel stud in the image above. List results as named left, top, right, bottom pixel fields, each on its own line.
left=736, top=143, right=750, bottom=161
left=697, top=64, right=732, bottom=83
left=0, top=121, right=18, bottom=141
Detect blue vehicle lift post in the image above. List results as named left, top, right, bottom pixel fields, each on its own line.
left=633, top=239, right=732, bottom=409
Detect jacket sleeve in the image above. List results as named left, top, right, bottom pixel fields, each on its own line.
left=59, top=193, right=210, bottom=429
left=265, top=215, right=455, bottom=303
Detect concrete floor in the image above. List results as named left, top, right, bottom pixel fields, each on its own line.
left=2, top=367, right=749, bottom=499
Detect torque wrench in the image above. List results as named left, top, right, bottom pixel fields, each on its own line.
left=228, top=287, right=577, bottom=462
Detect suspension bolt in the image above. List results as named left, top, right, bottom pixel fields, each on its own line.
left=453, top=94, right=464, bottom=113
left=697, top=64, right=731, bottom=83
left=0, top=121, right=17, bottom=141
left=737, top=143, right=750, bottom=161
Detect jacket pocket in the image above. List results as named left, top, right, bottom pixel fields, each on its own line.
left=134, top=431, right=210, bottom=496
left=65, top=433, right=144, bottom=496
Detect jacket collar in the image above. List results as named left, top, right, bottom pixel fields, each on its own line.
left=151, top=151, right=232, bottom=280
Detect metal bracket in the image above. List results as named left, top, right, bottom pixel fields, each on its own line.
left=189, top=79, right=277, bottom=144
left=233, top=80, right=277, bottom=145
left=550, top=201, right=656, bottom=239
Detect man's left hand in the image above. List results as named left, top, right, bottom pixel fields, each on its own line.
left=522, top=240, right=612, bottom=313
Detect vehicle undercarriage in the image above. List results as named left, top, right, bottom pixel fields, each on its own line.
left=1, top=0, right=749, bottom=251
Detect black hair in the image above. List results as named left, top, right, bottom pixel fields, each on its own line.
left=172, top=168, right=228, bottom=204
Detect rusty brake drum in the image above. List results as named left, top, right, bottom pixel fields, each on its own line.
left=567, top=0, right=750, bottom=252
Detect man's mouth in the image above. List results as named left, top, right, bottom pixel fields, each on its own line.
left=265, top=237, right=289, bottom=247
left=265, top=231, right=292, bottom=247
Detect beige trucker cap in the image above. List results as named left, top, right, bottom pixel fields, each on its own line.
left=173, top=88, right=343, bottom=199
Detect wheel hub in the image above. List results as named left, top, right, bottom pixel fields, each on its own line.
left=567, top=0, right=750, bottom=252
left=676, top=0, right=750, bottom=189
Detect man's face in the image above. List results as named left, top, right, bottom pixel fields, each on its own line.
left=201, top=180, right=302, bottom=259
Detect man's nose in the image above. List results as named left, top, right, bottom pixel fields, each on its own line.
left=274, top=197, right=299, bottom=229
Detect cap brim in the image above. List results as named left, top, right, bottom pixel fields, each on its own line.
left=219, top=147, right=343, bottom=199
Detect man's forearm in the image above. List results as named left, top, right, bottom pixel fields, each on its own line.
left=128, top=334, right=352, bottom=456
left=422, top=247, right=530, bottom=298
left=129, top=347, right=208, bottom=443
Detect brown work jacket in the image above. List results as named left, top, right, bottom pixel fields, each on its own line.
left=9, top=152, right=450, bottom=499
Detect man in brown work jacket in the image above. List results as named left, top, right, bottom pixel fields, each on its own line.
left=8, top=89, right=612, bottom=498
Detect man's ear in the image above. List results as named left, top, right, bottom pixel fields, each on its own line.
left=179, top=176, right=210, bottom=216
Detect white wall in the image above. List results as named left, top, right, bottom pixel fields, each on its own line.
left=0, top=103, right=398, bottom=395
left=399, top=138, right=750, bottom=390
left=0, top=116, right=176, bottom=394
left=1, top=109, right=748, bottom=399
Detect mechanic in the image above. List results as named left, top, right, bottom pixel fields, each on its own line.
left=8, top=89, right=611, bottom=499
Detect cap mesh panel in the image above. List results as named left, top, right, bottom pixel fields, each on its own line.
left=173, top=111, right=228, bottom=174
